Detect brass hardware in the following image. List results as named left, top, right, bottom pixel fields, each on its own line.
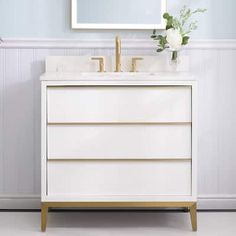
left=48, top=158, right=192, bottom=161
left=47, top=122, right=192, bottom=125
left=130, top=57, right=143, bottom=72
left=41, top=203, right=48, bottom=232
left=115, top=36, right=122, bottom=72
left=48, top=85, right=192, bottom=88
left=189, top=202, right=197, bottom=231
left=91, top=57, right=105, bottom=72
left=42, top=201, right=196, bottom=208
left=41, top=201, right=197, bottom=231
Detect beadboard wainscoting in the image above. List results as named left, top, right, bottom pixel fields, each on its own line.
left=0, top=39, right=236, bottom=209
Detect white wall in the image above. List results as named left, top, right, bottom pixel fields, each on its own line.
left=0, top=39, right=236, bottom=209
left=0, top=0, right=236, bottom=39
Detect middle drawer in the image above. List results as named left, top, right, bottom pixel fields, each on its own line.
left=47, top=124, right=191, bottom=159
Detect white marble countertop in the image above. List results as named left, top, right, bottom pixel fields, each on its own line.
left=40, top=72, right=195, bottom=81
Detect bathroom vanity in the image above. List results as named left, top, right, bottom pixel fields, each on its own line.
left=40, top=56, right=197, bottom=232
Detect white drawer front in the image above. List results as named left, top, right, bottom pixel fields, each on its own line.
left=47, top=160, right=191, bottom=197
left=48, top=124, right=191, bottom=159
left=47, top=86, right=191, bottom=122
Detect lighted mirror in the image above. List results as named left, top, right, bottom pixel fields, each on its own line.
left=71, top=0, right=166, bottom=29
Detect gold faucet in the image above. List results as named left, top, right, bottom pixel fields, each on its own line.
left=115, top=36, right=121, bottom=72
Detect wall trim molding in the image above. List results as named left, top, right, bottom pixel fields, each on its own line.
left=198, top=195, right=236, bottom=210
left=0, top=195, right=235, bottom=210
left=0, top=38, right=236, bottom=49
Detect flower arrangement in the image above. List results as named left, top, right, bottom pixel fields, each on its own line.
left=151, top=6, right=206, bottom=62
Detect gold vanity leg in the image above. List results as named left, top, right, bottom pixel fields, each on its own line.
left=41, top=203, right=48, bottom=232
left=189, top=202, right=197, bottom=231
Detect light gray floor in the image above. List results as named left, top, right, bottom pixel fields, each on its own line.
left=0, top=211, right=235, bottom=236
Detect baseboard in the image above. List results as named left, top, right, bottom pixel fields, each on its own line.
left=0, top=195, right=236, bottom=210
left=198, top=199, right=236, bottom=210
left=0, top=196, right=40, bottom=210
left=198, top=195, right=236, bottom=210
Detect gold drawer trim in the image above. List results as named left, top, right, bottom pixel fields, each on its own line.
left=47, top=158, right=192, bottom=161
left=47, top=122, right=192, bottom=125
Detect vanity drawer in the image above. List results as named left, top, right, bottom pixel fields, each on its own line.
left=47, top=86, right=192, bottom=123
left=47, top=160, right=191, bottom=197
left=47, top=124, right=191, bottom=159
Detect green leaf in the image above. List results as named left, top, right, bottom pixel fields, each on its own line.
left=163, top=13, right=170, bottom=19
left=156, top=48, right=163, bottom=52
left=165, top=15, right=174, bottom=30
left=166, top=25, right=173, bottom=30
left=193, top=8, right=207, bottom=14
left=158, top=36, right=167, bottom=49
left=182, top=36, right=190, bottom=45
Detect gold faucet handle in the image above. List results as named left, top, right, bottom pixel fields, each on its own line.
left=130, top=57, right=143, bottom=72
left=91, top=57, right=106, bottom=72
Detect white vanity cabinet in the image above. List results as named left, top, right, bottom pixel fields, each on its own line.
left=41, top=74, right=197, bottom=232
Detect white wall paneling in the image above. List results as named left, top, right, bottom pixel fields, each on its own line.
left=0, top=39, right=236, bottom=209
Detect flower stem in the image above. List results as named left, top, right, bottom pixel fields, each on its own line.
left=172, top=51, right=178, bottom=61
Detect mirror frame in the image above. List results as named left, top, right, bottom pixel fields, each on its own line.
left=71, top=0, right=167, bottom=30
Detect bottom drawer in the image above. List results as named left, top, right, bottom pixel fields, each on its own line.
left=47, top=160, right=191, bottom=197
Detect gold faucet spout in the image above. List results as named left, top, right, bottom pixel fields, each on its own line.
left=115, top=36, right=121, bottom=72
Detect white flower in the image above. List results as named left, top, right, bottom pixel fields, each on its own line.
left=166, top=29, right=182, bottom=50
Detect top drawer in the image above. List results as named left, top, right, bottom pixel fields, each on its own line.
left=47, top=86, right=192, bottom=123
